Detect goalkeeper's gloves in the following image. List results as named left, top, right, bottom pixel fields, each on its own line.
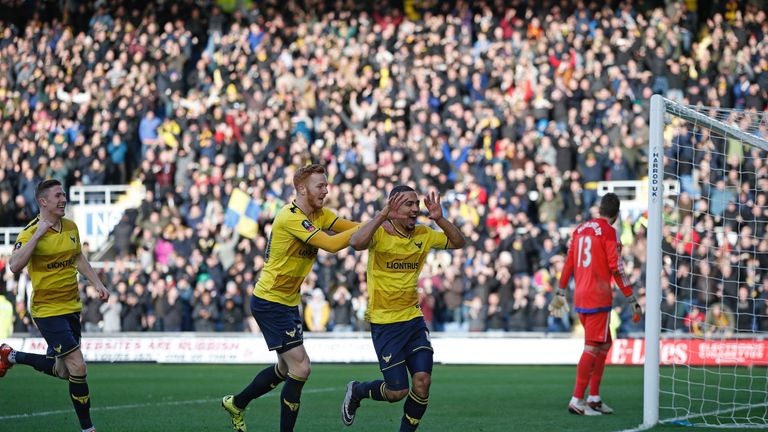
left=548, top=288, right=570, bottom=318
left=628, top=294, right=642, bottom=323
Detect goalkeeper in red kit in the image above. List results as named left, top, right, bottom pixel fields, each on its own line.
left=549, top=193, right=642, bottom=416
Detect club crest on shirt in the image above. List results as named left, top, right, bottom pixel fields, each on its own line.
left=70, top=234, right=76, bottom=244
left=414, top=241, right=423, bottom=249
left=14, top=241, right=22, bottom=249
left=301, top=220, right=316, bottom=232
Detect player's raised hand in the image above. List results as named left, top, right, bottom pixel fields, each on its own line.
left=382, top=192, right=410, bottom=220
left=424, top=191, right=443, bottom=221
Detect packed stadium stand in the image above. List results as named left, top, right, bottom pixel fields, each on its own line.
left=1, top=0, right=767, bottom=337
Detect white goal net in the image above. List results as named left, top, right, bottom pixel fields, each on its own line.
left=645, top=95, right=768, bottom=428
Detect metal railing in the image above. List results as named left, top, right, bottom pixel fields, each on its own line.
left=598, top=179, right=680, bottom=201
left=0, top=227, right=22, bottom=253
left=69, top=184, right=144, bottom=206
left=597, top=179, right=680, bottom=217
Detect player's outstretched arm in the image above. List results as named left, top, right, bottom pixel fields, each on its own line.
left=349, top=193, right=409, bottom=250
left=76, top=254, right=110, bottom=300
left=307, top=227, right=360, bottom=253
left=328, top=217, right=360, bottom=233
left=424, top=191, right=466, bottom=249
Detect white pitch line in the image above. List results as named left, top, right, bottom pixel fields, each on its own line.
left=0, top=386, right=338, bottom=421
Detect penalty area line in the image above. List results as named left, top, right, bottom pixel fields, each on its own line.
left=0, top=386, right=338, bottom=420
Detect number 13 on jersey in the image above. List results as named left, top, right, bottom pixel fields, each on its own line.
left=577, top=236, right=592, bottom=268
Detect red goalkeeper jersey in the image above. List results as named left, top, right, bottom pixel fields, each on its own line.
left=559, top=218, right=632, bottom=313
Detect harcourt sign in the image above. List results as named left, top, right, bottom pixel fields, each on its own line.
left=650, top=149, right=661, bottom=202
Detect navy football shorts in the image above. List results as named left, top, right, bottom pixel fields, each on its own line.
left=251, top=295, right=303, bottom=354
left=34, top=313, right=82, bottom=359
left=371, top=317, right=433, bottom=391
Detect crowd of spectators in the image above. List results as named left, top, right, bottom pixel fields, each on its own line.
left=1, top=0, right=768, bottom=337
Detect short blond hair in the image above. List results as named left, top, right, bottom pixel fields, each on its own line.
left=293, top=164, right=326, bottom=190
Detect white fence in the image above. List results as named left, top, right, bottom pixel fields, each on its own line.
left=68, top=184, right=145, bottom=205
left=69, top=184, right=146, bottom=250
left=0, top=227, right=22, bottom=254
left=598, top=179, right=680, bottom=217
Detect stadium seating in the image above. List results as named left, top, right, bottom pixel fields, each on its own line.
left=0, top=1, right=766, bottom=335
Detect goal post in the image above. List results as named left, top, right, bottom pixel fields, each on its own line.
left=644, top=94, right=768, bottom=428
left=644, top=94, right=664, bottom=427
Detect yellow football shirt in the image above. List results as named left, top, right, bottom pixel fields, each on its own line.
left=14, top=217, right=82, bottom=318
left=365, top=224, right=448, bottom=324
left=254, top=202, right=340, bottom=306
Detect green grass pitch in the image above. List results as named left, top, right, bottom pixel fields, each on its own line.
left=1, top=363, right=762, bottom=431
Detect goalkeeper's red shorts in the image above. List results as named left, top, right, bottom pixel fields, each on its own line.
left=578, top=311, right=611, bottom=344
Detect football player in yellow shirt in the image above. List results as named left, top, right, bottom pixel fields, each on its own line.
left=1, top=179, right=109, bottom=432
left=341, top=185, right=465, bottom=431
left=222, top=164, right=360, bottom=432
